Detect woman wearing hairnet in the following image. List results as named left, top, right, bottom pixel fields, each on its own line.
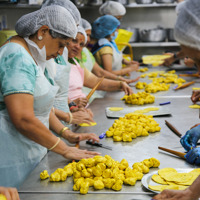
left=154, top=0, right=200, bottom=199
left=79, top=18, right=140, bottom=101
left=0, top=6, right=100, bottom=188
left=99, top=0, right=126, bottom=21
left=91, top=15, right=139, bottom=76
left=40, top=0, right=95, bottom=124
left=67, top=26, right=133, bottom=106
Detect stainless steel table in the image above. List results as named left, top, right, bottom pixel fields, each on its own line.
left=19, top=65, right=200, bottom=199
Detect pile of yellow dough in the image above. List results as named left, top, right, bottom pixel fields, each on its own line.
left=149, top=168, right=200, bottom=192
left=136, top=81, right=170, bottom=93
left=40, top=156, right=160, bottom=194
left=106, top=113, right=161, bottom=142
left=121, top=92, right=155, bottom=105
left=138, top=67, right=149, bottom=72
left=142, top=55, right=172, bottom=66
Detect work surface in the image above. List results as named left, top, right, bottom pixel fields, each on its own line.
left=19, top=65, right=200, bottom=200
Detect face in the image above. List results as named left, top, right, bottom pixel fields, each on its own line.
left=181, top=45, right=200, bottom=63
left=85, top=29, right=91, bottom=45
left=67, top=33, right=85, bottom=58
left=44, top=33, right=72, bottom=60
left=115, top=15, right=123, bottom=21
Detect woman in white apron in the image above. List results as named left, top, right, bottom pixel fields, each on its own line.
left=0, top=6, right=99, bottom=188
left=91, top=15, right=139, bottom=76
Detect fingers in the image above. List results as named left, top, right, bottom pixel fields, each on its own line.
left=185, top=149, right=198, bottom=164
left=0, top=187, right=20, bottom=200
left=78, top=133, right=100, bottom=143
left=180, top=133, right=192, bottom=152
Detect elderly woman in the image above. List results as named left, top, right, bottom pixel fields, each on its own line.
left=99, top=0, right=126, bottom=21
left=40, top=0, right=94, bottom=124
left=91, top=15, right=139, bottom=76
left=154, top=0, right=200, bottom=199
left=78, top=18, right=139, bottom=101
left=0, top=6, right=99, bottom=188
left=67, top=26, right=133, bottom=106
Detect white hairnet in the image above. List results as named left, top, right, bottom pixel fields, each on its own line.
left=41, top=0, right=81, bottom=25
left=99, top=1, right=126, bottom=17
left=15, top=5, right=77, bottom=38
left=77, top=26, right=87, bottom=44
left=175, top=1, right=186, bottom=15
left=81, top=18, right=91, bottom=31
left=174, top=0, right=200, bottom=51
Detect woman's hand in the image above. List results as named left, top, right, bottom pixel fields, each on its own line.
left=123, top=59, right=139, bottom=66
left=126, top=63, right=139, bottom=72
left=73, top=98, right=88, bottom=108
left=184, top=58, right=195, bottom=68
left=119, top=76, right=140, bottom=84
left=71, top=109, right=94, bottom=125
left=62, top=146, right=100, bottom=160
left=0, top=187, right=20, bottom=200
left=191, top=90, right=200, bottom=104
left=63, top=130, right=99, bottom=144
left=121, top=82, right=133, bottom=95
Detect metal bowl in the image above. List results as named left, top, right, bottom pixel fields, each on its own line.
left=156, top=0, right=175, bottom=3
left=88, top=0, right=103, bottom=6
left=126, top=27, right=140, bottom=42
left=140, top=28, right=167, bottom=42
left=135, top=0, right=154, bottom=4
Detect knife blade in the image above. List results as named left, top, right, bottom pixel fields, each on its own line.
left=86, top=141, right=112, bottom=150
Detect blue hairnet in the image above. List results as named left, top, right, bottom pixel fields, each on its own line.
left=81, top=18, right=91, bottom=31
left=91, top=15, right=120, bottom=39
left=15, top=5, right=77, bottom=38
left=77, top=26, right=87, bottom=44
left=174, top=0, right=200, bottom=51
left=99, top=1, right=126, bottom=16
left=41, top=0, right=81, bottom=25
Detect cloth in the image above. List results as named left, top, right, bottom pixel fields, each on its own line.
left=81, top=18, right=91, bottom=31
left=79, top=47, right=106, bottom=102
left=91, top=15, right=120, bottom=39
left=99, top=1, right=126, bottom=17
left=0, top=42, right=58, bottom=188
left=41, top=0, right=81, bottom=25
left=174, top=0, right=200, bottom=51
left=15, top=5, right=77, bottom=39
left=68, top=58, right=86, bottom=101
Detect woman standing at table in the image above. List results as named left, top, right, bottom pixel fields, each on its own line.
left=0, top=6, right=99, bottom=188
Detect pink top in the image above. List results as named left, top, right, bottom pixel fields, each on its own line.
left=68, top=58, right=86, bottom=100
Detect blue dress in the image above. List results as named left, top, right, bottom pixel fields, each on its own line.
left=0, top=42, right=58, bottom=188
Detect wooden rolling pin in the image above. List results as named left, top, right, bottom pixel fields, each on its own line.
left=174, top=81, right=195, bottom=90
left=72, top=142, right=80, bottom=162
left=158, top=146, right=186, bottom=159
left=165, top=120, right=182, bottom=138
left=179, top=74, right=199, bottom=77
left=86, top=77, right=104, bottom=101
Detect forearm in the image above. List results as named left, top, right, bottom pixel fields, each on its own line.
left=54, top=108, right=70, bottom=123
left=186, top=175, right=200, bottom=199
left=98, top=79, right=121, bottom=91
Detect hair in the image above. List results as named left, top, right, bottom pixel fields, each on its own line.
left=49, top=29, right=70, bottom=40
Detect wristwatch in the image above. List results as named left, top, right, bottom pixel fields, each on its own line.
left=68, top=101, right=78, bottom=111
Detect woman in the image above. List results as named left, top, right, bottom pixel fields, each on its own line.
left=79, top=18, right=140, bottom=101
left=68, top=26, right=133, bottom=107
left=91, top=15, right=139, bottom=76
left=99, top=0, right=126, bottom=21
left=0, top=6, right=99, bottom=188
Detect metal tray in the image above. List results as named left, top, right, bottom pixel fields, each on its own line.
left=141, top=168, right=193, bottom=194
left=105, top=106, right=171, bottom=118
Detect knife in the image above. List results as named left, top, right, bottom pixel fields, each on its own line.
left=86, top=141, right=112, bottom=150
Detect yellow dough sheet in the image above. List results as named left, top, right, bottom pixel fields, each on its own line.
left=79, top=122, right=97, bottom=127
left=189, top=105, right=200, bottom=109
left=109, top=107, right=124, bottom=111
left=192, top=88, right=200, bottom=90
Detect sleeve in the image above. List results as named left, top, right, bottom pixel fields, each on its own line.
left=88, top=51, right=96, bottom=66
left=99, top=46, right=113, bottom=56
left=84, top=67, right=93, bottom=80
left=0, top=47, right=37, bottom=97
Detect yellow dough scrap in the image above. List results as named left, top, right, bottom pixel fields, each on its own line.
left=189, top=105, right=200, bottom=109
left=148, top=185, right=186, bottom=192
left=192, top=88, right=200, bottom=90
left=109, top=107, right=124, bottom=111
left=79, top=122, right=97, bottom=126
left=40, top=170, right=49, bottom=180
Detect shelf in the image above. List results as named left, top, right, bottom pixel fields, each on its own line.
left=0, top=3, right=40, bottom=8
left=130, top=42, right=179, bottom=47
left=126, top=2, right=177, bottom=8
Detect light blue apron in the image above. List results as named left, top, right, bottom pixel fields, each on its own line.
left=0, top=65, right=58, bottom=188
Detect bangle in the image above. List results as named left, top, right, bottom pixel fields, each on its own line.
left=69, top=105, right=78, bottom=111
left=48, top=137, right=60, bottom=151
left=67, top=112, right=73, bottom=124
left=52, top=107, right=55, bottom=114
left=59, top=127, right=69, bottom=137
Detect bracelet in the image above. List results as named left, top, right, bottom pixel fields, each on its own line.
left=59, top=127, right=69, bottom=137
left=119, top=81, right=123, bottom=89
left=68, top=112, right=73, bottom=124
left=48, top=137, right=60, bottom=151
left=69, top=105, right=78, bottom=111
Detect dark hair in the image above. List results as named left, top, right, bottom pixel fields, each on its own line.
left=49, top=29, right=70, bottom=40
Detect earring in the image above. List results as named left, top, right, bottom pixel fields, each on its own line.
left=38, top=36, right=43, bottom=41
